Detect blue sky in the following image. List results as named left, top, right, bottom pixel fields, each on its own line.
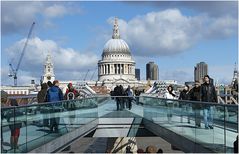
left=1, top=1, right=238, bottom=85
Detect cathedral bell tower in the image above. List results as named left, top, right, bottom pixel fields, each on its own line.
left=42, top=52, right=55, bottom=83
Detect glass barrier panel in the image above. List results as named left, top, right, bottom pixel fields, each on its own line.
left=141, top=97, right=238, bottom=153
left=225, top=105, right=238, bottom=153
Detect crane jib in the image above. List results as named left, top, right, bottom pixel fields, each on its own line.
left=8, top=22, right=35, bottom=86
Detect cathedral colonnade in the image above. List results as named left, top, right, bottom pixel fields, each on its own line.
left=98, top=63, right=135, bottom=75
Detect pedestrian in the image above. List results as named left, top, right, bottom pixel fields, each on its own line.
left=201, top=75, right=217, bottom=129
left=37, top=83, right=49, bottom=127
left=164, top=85, right=177, bottom=123
left=137, top=148, right=144, bottom=153
left=179, top=85, right=191, bottom=123
left=119, top=85, right=126, bottom=110
left=64, top=83, right=79, bottom=125
left=1, top=90, right=8, bottom=152
left=145, top=145, right=157, bottom=153
left=47, top=81, right=53, bottom=88
left=126, top=146, right=132, bottom=153
left=135, top=87, right=141, bottom=105
left=113, top=85, right=120, bottom=110
left=125, top=85, right=133, bottom=110
left=64, top=83, right=79, bottom=100
left=37, top=83, right=48, bottom=103
left=46, top=80, right=64, bottom=132
left=234, top=135, right=238, bottom=153
left=6, top=99, right=23, bottom=149
left=157, top=148, right=163, bottom=153
left=189, top=81, right=202, bottom=128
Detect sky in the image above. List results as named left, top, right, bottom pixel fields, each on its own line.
left=1, top=1, right=238, bottom=86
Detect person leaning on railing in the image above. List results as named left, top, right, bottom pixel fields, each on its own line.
left=164, top=85, right=177, bottom=123
left=179, top=84, right=191, bottom=124
left=200, top=75, right=217, bottom=129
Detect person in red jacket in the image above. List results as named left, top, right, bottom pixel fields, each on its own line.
left=64, top=83, right=79, bottom=125
left=65, top=83, right=79, bottom=100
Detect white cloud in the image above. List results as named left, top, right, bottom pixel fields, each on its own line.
left=107, top=9, right=237, bottom=57
left=3, top=37, right=98, bottom=85
left=206, top=16, right=238, bottom=38
left=43, top=3, right=82, bottom=19
left=1, top=2, right=81, bottom=35
left=146, top=1, right=237, bottom=17
left=2, top=1, right=43, bottom=35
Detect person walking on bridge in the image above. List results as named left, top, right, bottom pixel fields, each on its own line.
left=201, top=75, right=217, bottom=129
left=179, top=85, right=191, bottom=124
left=46, top=80, right=63, bottom=132
left=125, top=85, right=134, bottom=110
left=189, top=81, right=202, bottom=128
left=113, top=85, right=120, bottom=110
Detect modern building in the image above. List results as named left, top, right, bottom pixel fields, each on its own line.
left=146, top=62, right=159, bottom=80
left=42, top=52, right=55, bottom=83
left=194, top=62, right=208, bottom=83
left=135, top=68, right=140, bottom=80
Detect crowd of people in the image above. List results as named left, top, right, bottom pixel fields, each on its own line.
left=37, top=80, right=80, bottom=132
left=109, top=74, right=218, bottom=130
left=111, top=85, right=134, bottom=111
left=165, top=75, right=218, bottom=129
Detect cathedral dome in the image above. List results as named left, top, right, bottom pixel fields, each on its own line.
left=102, top=17, right=131, bottom=56
left=98, top=17, right=136, bottom=82
left=103, top=39, right=131, bottom=55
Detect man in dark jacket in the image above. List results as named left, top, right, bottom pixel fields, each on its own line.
left=37, top=83, right=48, bottom=103
left=179, top=85, right=191, bottom=123
left=113, top=85, right=120, bottom=110
left=119, top=85, right=126, bottom=110
left=46, top=80, right=63, bottom=132
left=201, top=75, right=217, bottom=129
left=189, top=81, right=202, bottom=127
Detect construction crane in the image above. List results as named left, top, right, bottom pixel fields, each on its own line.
left=90, top=67, right=97, bottom=81
left=83, top=69, right=90, bottom=81
left=8, top=22, right=35, bottom=86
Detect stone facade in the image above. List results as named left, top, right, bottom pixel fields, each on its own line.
left=42, top=52, right=55, bottom=83
left=98, top=17, right=136, bottom=82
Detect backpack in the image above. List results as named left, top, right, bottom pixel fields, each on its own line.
left=67, top=92, right=75, bottom=100
left=47, top=87, right=60, bottom=102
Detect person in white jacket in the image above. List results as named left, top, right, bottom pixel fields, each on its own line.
left=164, top=85, right=177, bottom=123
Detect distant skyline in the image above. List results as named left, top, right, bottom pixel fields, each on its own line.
left=1, top=1, right=238, bottom=85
